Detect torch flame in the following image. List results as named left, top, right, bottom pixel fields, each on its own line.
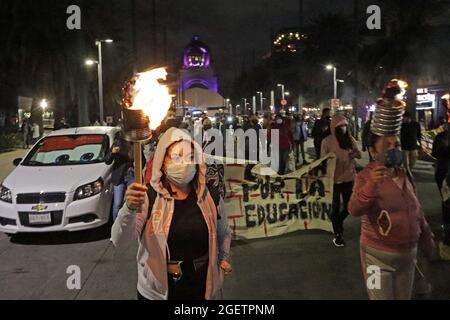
left=129, top=67, right=172, bottom=130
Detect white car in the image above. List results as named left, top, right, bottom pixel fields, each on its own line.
left=0, top=126, right=120, bottom=234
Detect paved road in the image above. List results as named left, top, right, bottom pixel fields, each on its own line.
left=0, top=142, right=449, bottom=300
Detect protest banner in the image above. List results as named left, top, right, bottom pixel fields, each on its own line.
left=213, top=154, right=336, bottom=240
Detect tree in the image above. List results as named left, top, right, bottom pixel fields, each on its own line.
left=0, top=0, right=133, bottom=128
left=359, top=0, right=450, bottom=102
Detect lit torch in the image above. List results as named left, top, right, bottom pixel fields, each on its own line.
left=122, top=67, right=172, bottom=184
left=371, top=79, right=408, bottom=136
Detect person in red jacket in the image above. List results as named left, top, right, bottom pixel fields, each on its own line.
left=269, top=114, right=294, bottom=175
left=348, top=133, right=435, bottom=299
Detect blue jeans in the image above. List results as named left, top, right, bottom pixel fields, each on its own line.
left=112, top=169, right=135, bottom=221
left=112, top=183, right=126, bottom=221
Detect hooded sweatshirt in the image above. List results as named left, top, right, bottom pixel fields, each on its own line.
left=320, top=115, right=361, bottom=184
left=348, top=162, right=434, bottom=254
left=111, top=127, right=231, bottom=300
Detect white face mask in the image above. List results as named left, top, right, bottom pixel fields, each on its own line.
left=166, top=163, right=196, bottom=186
left=276, top=119, right=283, bottom=125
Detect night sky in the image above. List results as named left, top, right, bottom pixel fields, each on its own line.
left=132, top=0, right=360, bottom=94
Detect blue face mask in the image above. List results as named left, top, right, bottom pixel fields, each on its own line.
left=384, top=148, right=403, bottom=168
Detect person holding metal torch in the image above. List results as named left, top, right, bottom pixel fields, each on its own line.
left=432, top=93, right=450, bottom=245
left=348, top=80, right=435, bottom=300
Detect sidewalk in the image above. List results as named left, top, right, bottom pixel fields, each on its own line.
left=0, top=149, right=29, bottom=181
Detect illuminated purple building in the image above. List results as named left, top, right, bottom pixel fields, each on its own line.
left=179, top=35, right=218, bottom=93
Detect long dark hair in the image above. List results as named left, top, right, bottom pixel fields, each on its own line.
left=335, top=126, right=353, bottom=150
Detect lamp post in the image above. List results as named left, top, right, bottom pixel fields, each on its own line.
left=277, top=83, right=285, bottom=100
left=326, top=65, right=337, bottom=99
left=95, top=39, right=113, bottom=124
left=40, top=99, right=48, bottom=112
left=257, top=91, right=263, bottom=113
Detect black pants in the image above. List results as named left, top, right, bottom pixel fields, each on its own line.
left=331, top=182, right=354, bottom=235
left=245, top=163, right=257, bottom=180
left=278, top=150, right=290, bottom=175
left=137, top=266, right=207, bottom=300
left=295, top=141, right=306, bottom=164
left=435, top=172, right=450, bottom=242
left=314, top=141, right=321, bottom=160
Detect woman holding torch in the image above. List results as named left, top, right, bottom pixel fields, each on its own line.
left=110, top=68, right=232, bottom=300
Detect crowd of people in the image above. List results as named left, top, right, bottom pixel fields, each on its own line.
left=15, top=101, right=449, bottom=301
left=105, top=104, right=444, bottom=301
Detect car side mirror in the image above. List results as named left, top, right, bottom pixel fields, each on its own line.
left=13, top=158, right=22, bottom=166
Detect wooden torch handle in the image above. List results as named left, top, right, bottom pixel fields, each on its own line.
left=134, top=142, right=143, bottom=185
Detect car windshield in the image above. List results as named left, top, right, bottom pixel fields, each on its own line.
left=22, top=134, right=109, bottom=166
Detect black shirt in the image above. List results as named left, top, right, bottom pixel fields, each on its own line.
left=167, top=190, right=209, bottom=261
left=401, top=121, right=421, bottom=150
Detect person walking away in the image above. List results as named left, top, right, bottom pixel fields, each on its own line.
left=321, top=115, right=361, bottom=246
left=312, top=108, right=331, bottom=159
left=432, top=121, right=450, bottom=245
left=361, top=114, right=373, bottom=160
left=111, top=127, right=232, bottom=300
left=105, top=132, right=134, bottom=221
left=348, top=133, right=435, bottom=299
left=293, top=113, right=309, bottom=166
left=269, top=114, right=293, bottom=175
left=244, top=115, right=261, bottom=180
left=262, top=114, right=272, bottom=156
left=400, top=112, right=422, bottom=173
left=21, top=119, right=31, bottom=149
left=31, top=123, right=40, bottom=144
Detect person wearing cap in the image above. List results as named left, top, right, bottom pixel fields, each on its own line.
left=312, top=108, right=331, bottom=159
left=400, top=111, right=422, bottom=173
left=321, top=115, right=361, bottom=247
left=348, top=80, right=435, bottom=299
left=111, top=127, right=232, bottom=300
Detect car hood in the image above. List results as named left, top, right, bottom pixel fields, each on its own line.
left=3, top=163, right=110, bottom=194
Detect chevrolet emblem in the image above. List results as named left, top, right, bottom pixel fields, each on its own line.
left=32, top=204, right=48, bottom=212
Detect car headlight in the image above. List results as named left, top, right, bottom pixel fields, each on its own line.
left=0, top=185, right=12, bottom=203
left=74, top=178, right=104, bottom=201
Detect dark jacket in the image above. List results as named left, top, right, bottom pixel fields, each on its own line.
left=361, top=120, right=372, bottom=150
left=245, top=122, right=261, bottom=161
left=105, top=138, right=133, bottom=186
left=432, top=130, right=450, bottom=186
left=400, top=121, right=421, bottom=150
left=311, top=117, right=331, bottom=147
left=268, top=121, right=293, bottom=151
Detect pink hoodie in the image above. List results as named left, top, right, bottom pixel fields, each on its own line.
left=321, top=115, right=361, bottom=184
left=111, top=128, right=231, bottom=300
left=348, top=162, right=434, bottom=254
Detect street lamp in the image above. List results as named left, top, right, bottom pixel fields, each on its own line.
left=94, top=39, right=114, bottom=123
left=40, top=99, right=48, bottom=111
left=326, top=65, right=337, bottom=99
left=85, top=59, right=98, bottom=66
left=285, top=91, right=290, bottom=97
left=257, top=91, right=263, bottom=112
left=277, top=83, right=285, bottom=100
left=226, top=99, right=231, bottom=114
